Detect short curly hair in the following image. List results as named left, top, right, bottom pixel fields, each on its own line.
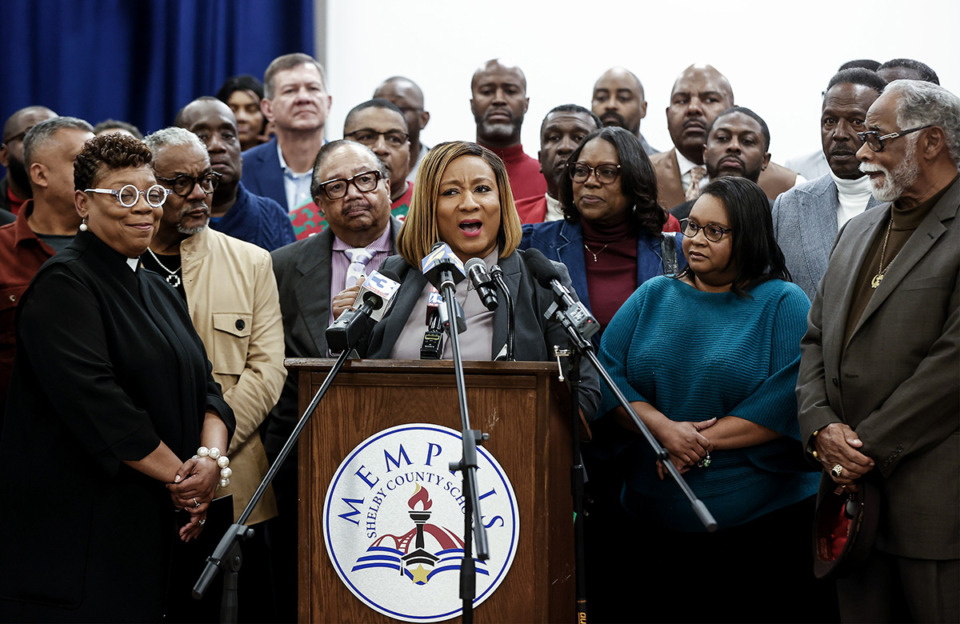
left=74, top=133, right=153, bottom=191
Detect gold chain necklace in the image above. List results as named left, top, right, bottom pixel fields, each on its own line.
left=871, top=217, right=895, bottom=289
left=583, top=242, right=609, bottom=263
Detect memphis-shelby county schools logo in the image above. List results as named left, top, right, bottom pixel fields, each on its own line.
left=323, top=424, right=520, bottom=622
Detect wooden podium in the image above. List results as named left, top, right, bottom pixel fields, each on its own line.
left=290, top=358, right=576, bottom=623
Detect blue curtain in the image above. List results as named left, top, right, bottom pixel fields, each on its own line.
left=0, top=0, right=314, bottom=136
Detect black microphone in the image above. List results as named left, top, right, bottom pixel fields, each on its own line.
left=421, top=242, right=466, bottom=290
left=421, top=288, right=444, bottom=359
left=523, top=248, right=599, bottom=340
left=326, top=270, right=401, bottom=353
left=464, top=257, right=498, bottom=311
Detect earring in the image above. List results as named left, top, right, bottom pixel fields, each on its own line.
left=79, top=217, right=88, bottom=232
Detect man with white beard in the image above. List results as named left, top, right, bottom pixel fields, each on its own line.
left=797, top=79, right=959, bottom=623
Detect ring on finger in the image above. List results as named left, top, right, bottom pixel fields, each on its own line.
left=199, top=518, right=206, bottom=526
left=193, top=497, right=200, bottom=508
left=831, top=464, right=843, bottom=478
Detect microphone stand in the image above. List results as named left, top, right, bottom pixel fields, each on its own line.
left=437, top=269, right=489, bottom=624
left=546, top=301, right=717, bottom=533
left=192, top=346, right=354, bottom=623
left=559, top=346, right=589, bottom=622
left=489, top=265, right=514, bottom=361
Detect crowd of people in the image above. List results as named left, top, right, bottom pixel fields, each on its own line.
left=0, top=51, right=956, bottom=624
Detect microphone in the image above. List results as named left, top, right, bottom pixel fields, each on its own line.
left=421, top=288, right=444, bottom=359
left=522, top=248, right=599, bottom=341
left=421, top=242, right=465, bottom=290
left=464, top=257, right=498, bottom=311
left=326, top=270, right=401, bottom=353
left=425, top=287, right=443, bottom=325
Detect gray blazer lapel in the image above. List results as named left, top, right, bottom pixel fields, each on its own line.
left=802, top=179, right=840, bottom=280
left=293, top=230, right=334, bottom=355
left=855, top=181, right=959, bottom=332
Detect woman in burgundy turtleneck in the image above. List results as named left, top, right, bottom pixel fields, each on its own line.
left=522, top=125, right=685, bottom=332
left=519, top=126, right=686, bottom=623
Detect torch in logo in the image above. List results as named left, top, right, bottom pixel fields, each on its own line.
left=401, top=484, right=439, bottom=582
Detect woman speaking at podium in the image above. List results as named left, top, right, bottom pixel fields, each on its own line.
left=358, top=140, right=599, bottom=416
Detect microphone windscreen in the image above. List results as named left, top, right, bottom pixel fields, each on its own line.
left=464, top=257, right=486, bottom=275
left=521, top=248, right=562, bottom=288
left=420, top=242, right=466, bottom=287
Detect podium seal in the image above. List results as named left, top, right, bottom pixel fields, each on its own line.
left=323, top=423, right=520, bottom=621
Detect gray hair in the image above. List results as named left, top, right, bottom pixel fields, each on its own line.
left=143, top=126, right=208, bottom=159
left=263, top=53, right=326, bottom=99
left=311, top=139, right=389, bottom=200
left=23, top=116, right=93, bottom=166
left=888, top=79, right=960, bottom=165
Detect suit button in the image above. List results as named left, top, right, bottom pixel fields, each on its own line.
left=832, top=378, right=839, bottom=387
left=235, top=319, right=245, bottom=331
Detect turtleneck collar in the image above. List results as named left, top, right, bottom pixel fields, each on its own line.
left=580, top=213, right=637, bottom=243
left=481, top=143, right=525, bottom=164
left=830, top=170, right=873, bottom=201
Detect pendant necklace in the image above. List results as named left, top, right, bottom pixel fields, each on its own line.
left=146, top=247, right=183, bottom=288
left=871, top=217, right=895, bottom=289
left=583, top=242, right=609, bottom=263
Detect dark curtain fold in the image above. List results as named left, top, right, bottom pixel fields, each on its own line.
left=0, top=0, right=314, bottom=137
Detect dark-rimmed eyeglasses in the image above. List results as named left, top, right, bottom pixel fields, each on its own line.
left=856, top=124, right=933, bottom=152
left=679, top=218, right=733, bottom=243
left=155, top=171, right=222, bottom=198
left=345, top=129, right=409, bottom=149
left=85, top=184, right=171, bottom=208
left=568, top=161, right=621, bottom=185
left=315, top=170, right=382, bottom=201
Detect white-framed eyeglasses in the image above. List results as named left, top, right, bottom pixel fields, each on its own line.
left=84, top=184, right=171, bottom=208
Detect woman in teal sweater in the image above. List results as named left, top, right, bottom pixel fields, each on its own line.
left=598, top=177, right=828, bottom=622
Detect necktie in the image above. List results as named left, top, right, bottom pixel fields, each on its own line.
left=685, top=166, right=706, bottom=201
left=344, top=248, right=374, bottom=288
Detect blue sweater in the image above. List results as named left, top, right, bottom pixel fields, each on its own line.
left=208, top=182, right=296, bottom=252
left=598, top=276, right=818, bottom=531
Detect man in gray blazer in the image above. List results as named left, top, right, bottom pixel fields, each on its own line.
left=265, top=140, right=401, bottom=620
left=773, top=68, right=887, bottom=300
left=797, top=79, right=959, bottom=623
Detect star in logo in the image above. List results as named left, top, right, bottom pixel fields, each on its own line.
left=410, top=564, right=430, bottom=585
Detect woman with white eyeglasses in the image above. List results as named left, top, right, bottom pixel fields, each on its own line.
left=0, top=133, right=234, bottom=621
left=598, top=176, right=828, bottom=623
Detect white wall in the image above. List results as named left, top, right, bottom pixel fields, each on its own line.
left=324, top=0, right=960, bottom=167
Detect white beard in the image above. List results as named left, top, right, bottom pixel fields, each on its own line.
left=860, top=139, right=919, bottom=203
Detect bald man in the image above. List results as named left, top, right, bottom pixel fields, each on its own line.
left=0, top=106, right=57, bottom=218
left=470, top=58, right=546, bottom=201
left=650, top=64, right=800, bottom=208
left=374, top=76, right=431, bottom=183
left=591, top=67, right=659, bottom=155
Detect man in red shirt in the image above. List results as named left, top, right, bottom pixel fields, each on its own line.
left=0, top=116, right=93, bottom=418
left=470, top=59, right=546, bottom=202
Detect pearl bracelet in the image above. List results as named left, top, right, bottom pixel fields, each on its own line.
left=194, top=446, right=232, bottom=488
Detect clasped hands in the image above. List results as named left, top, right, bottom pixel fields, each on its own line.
left=813, top=422, right=875, bottom=490
left=166, top=456, right=220, bottom=542
left=656, top=418, right=717, bottom=479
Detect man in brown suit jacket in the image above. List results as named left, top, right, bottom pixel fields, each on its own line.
left=797, top=80, right=959, bottom=623
left=650, top=64, right=798, bottom=209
